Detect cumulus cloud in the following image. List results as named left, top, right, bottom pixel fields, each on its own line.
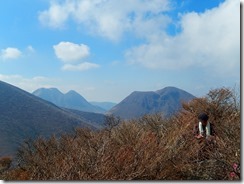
left=62, top=62, right=99, bottom=71
left=53, top=41, right=90, bottom=62
left=39, top=0, right=171, bottom=41
left=1, top=47, right=22, bottom=60
left=38, top=1, right=74, bottom=28
left=53, top=41, right=99, bottom=71
left=40, top=0, right=239, bottom=76
left=126, top=0, right=239, bottom=75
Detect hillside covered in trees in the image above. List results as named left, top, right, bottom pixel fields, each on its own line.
left=0, top=87, right=240, bottom=180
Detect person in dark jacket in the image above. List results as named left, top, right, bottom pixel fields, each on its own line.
left=194, top=112, right=215, bottom=140
left=194, top=113, right=216, bottom=160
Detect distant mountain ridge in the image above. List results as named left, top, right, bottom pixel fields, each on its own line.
left=0, top=81, right=195, bottom=157
left=108, top=86, right=195, bottom=119
left=33, top=88, right=106, bottom=113
left=65, top=109, right=106, bottom=129
left=90, top=102, right=117, bottom=111
left=0, top=81, right=98, bottom=157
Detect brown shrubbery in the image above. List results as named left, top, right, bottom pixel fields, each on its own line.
left=0, top=87, right=240, bottom=180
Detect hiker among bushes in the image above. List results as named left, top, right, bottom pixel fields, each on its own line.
left=194, top=113, right=215, bottom=140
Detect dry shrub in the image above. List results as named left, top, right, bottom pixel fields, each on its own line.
left=3, top=87, right=240, bottom=180
left=0, top=156, right=13, bottom=180
left=162, top=87, right=241, bottom=179
left=0, top=156, right=12, bottom=170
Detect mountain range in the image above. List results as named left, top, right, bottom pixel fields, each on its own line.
left=33, top=88, right=106, bottom=113
left=0, top=81, right=101, bottom=157
left=108, top=86, right=195, bottom=119
left=1, top=81, right=196, bottom=157
left=90, top=102, right=117, bottom=111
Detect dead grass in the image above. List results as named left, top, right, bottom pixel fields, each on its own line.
left=1, top=87, right=240, bottom=180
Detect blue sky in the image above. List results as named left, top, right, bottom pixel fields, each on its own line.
left=0, top=0, right=240, bottom=103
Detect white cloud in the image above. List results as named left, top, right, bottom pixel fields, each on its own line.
left=53, top=41, right=99, bottom=71
left=39, top=0, right=171, bottom=41
left=62, top=62, right=99, bottom=71
left=0, top=74, right=54, bottom=92
left=40, top=0, right=239, bottom=76
left=1, top=47, right=22, bottom=60
left=38, top=1, right=74, bottom=29
left=126, top=0, right=240, bottom=76
left=53, top=41, right=90, bottom=62
left=26, top=45, right=35, bottom=53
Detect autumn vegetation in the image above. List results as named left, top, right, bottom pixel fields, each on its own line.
left=0, top=87, right=240, bottom=180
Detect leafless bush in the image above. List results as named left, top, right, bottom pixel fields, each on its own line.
left=3, top=87, right=240, bottom=180
left=0, top=156, right=12, bottom=180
